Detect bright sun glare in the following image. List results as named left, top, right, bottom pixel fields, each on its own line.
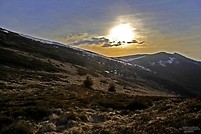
left=108, top=23, right=135, bottom=43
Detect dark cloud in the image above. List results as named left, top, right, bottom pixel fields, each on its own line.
left=127, top=40, right=138, bottom=44
left=101, top=39, right=145, bottom=47
left=138, top=41, right=145, bottom=44
left=102, top=43, right=112, bottom=47
left=102, top=42, right=123, bottom=47
left=127, top=40, right=145, bottom=44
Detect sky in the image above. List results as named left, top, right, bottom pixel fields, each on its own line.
left=0, top=0, right=201, bottom=60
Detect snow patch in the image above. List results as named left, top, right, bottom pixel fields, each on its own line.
left=121, top=56, right=145, bottom=62
left=166, top=57, right=175, bottom=64
left=150, top=62, right=156, bottom=66
left=2, top=30, right=9, bottom=33
left=158, top=57, right=176, bottom=67
left=158, top=60, right=167, bottom=67
left=21, top=34, right=61, bottom=45
left=104, top=71, right=110, bottom=74
left=81, top=51, right=100, bottom=58
left=133, top=64, right=151, bottom=72
left=150, top=57, right=176, bottom=67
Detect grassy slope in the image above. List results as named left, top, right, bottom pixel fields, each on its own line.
left=0, top=29, right=201, bottom=133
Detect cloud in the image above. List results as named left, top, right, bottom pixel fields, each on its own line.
left=73, top=37, right=109, bottom=46
left=58, top=33, right=144, bottom=48
left=58, top=33, right=94, bottom=44
left=102, top=39, right=145, bottom=47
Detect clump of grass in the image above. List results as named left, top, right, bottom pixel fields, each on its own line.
left=126, top=101, right=149, bottom=111
left=0, top=120, right=35, bottom=134
left=11, top=106, right=50, bottom=121
left=125, top=97, right=153, bottom=111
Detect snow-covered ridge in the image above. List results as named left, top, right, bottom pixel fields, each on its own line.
left=121, top=56, right=145, bottom=62
left=20, top=34, right=66, bottom=46
left=20, top=33, right=136, bottom=67
left=133, top=64, right=151, bottom=72
left=3, top=29, right=152, bottom=72
left=119, top=56, right=152, bottom=71
left=0, top=29, right=9, bottom=33
left=20, top=33, right=95, bottom=55
left=21, top=34, right=106, bottom=58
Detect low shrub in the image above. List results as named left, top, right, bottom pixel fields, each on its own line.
left=108, top=83, right=115, bottom=92
left=126, top=102, right=149, bottom=111
left=83, top=76, right=93, bottom=88
left=100, top=79, right=108, bottom=84
left=125, top=97, right=153, bottom=111
left=0, top=115, right=14, bottom=130
left=24, top=106, right=50, bottom=121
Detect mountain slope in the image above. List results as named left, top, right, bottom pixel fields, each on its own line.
left=1, top=28, right=201, bottom=133
left=1, top=28, right=172, bottom=97
left=1, top=27, right=200, bottom=96
left=0, top=28, right=134, bottom=74
left=119, top=52, right=201, bottom=96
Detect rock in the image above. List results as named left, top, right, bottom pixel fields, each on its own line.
left=148, top=120, right=155, bottom=124
left=156, top=116, right=166, bottom=120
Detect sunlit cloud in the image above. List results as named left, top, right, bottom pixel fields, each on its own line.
left=58, top=33, right=145, bottom=49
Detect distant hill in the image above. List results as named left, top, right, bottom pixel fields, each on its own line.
left=119, top=52, right=201, bottom=96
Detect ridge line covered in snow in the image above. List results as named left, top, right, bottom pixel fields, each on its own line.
left=20, top=33, right=134, bottom=67
left=0, top=28, right=9, bottom=33
left=121, top=56, right=145, bottom=62
left=3, top=29, right=152, bottom=72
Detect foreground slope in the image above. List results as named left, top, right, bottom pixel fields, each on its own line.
left=0, top=83, right=201, bottom=133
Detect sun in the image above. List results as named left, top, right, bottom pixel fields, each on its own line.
left=108, top=23, right=135, bottom=43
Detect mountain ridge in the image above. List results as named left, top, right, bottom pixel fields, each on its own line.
left=119, top=52, right=201, bottom=96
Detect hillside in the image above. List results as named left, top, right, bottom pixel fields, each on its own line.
left=0, top=28, right=172, bottom=96
left=0, top=28, right=201, bottom=133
